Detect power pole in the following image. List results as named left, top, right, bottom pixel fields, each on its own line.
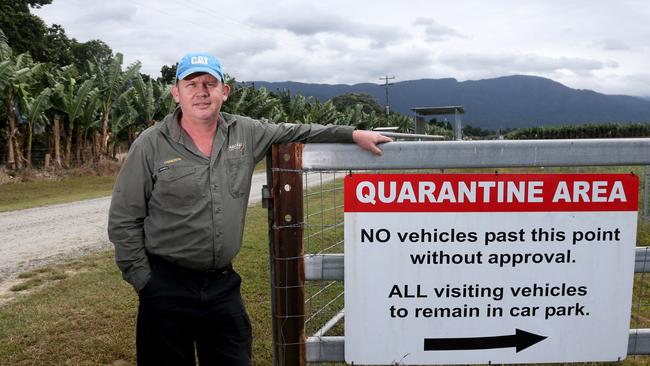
left=379, top=74, right=395, bottom=124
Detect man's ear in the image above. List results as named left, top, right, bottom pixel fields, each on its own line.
left=221, top=83, right=231, bottom=102
left=171, top=84, right=180, bottom=103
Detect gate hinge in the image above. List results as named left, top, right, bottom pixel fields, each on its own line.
left=261, top=185, right=273, bottom=208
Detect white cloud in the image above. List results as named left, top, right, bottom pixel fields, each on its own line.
left=440, top=52, right=617, bottom=75
left=32, top=0, right=650, bottom=96
left=413, top=18, right=465, bottom=42
left=593, top=39, right=630, bottom=51
left=248, top=11, right=407, bottom=44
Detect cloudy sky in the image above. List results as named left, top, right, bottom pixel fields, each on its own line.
left=34, top=0, right=650, bottom=97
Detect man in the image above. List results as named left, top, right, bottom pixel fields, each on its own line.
left=108, top=52, right=391, bottom=365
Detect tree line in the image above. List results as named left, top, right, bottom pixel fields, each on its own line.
left=0, top=26, right=416, bottom=171
left=0, top=5, right=422, bottom=172
left=1, top=1, right=421, bottom=170
left=504, top=123, right=650, bottom=140
left=0, top=28, right=170, bottom=170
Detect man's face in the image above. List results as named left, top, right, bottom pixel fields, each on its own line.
left=171, top=73, right=230, bottom=123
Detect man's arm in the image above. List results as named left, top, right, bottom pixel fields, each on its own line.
left=107, top=141, right=154, bottom=291
left=246, top=116, right=392, bottom=162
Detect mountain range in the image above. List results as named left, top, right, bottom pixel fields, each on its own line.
left=250, top=75, right=650, bottom=130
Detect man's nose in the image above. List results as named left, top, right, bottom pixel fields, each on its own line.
left=196, top=83, right=209, bottom=94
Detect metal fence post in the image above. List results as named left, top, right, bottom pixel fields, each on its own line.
left=270, top=143, right=306, bottom=366
left=264, top=151, right=279, bottom=366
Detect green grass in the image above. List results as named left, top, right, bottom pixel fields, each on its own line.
left=254, top=159, right=267, bottom=173
left=0, top=205, right=275, bottom=365
left=0, top=252, right=137, bottom=365
left=9, top=278, right=44, bottom=292
left=0, top=175, right=116, bottom=212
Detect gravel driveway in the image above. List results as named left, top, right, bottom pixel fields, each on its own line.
left=0, top=196, right=113, bottom=280
left=0, top=171, right=337, bottom=282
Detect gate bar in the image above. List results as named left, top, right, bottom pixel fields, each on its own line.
left=302, top=138, right=650, bottom=170
left=303, top=247, right=650, bottom=282
left=306, top=330, right=650, bottom=361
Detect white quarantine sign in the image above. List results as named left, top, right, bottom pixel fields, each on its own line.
left=344, top=173, right=638, bottom=365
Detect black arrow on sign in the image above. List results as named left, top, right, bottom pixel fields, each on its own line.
left=424, top=329, right=547, bottom=353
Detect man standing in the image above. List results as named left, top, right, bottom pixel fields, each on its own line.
left=108, top=52, right=390, bottom=365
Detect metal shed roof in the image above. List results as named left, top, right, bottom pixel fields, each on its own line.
left=410, top=106, right=465, bottom=115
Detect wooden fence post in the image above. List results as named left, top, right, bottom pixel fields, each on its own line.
left=269, top=143, right=306, bottom=366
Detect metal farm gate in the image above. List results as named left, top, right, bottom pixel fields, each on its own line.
left=264, top=138, right=650, bottom=365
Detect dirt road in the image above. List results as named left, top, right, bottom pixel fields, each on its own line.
left=0, top=171, right=335, bottom=281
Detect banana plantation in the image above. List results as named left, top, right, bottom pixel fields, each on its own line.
left=505, top=123, right=650, bottom=140
left=0, top=27, right=417, bottom=171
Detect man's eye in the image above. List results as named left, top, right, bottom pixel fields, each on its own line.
left=206, top=83, right=218, bottom=88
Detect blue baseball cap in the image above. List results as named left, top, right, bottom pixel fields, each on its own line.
left=175, top=52, right=224, bottom=82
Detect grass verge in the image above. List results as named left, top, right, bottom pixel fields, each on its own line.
left=0, top=175, right=116, bottom=212
left=0, top=205, right=273, bottom=365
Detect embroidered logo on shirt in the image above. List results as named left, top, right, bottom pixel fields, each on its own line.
left=228, top=143, right=245, bottom=152
left=164, top=158, right=182, bottom=164
left=158, top=166, right=170, bottom=173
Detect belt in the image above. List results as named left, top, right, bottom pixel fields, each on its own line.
left=147, top=254, right=232, bottom=276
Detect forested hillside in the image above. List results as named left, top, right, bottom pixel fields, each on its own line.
left=252, top=76, right=650, bottom=129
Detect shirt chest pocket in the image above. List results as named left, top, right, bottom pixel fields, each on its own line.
left=225, top=156, right=252, bottom=198
left=154, top=166, right=202, bottom=206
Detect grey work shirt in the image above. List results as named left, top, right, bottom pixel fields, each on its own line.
left=108, top=109, right=354, bottom=290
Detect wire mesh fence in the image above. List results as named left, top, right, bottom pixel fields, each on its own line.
left=267, top=139, right=650, bottom=366
left=303, top=171, right=345, bottom=340
left=298, top=171, right=650, bottom=365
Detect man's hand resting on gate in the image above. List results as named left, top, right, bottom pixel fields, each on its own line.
left=352, top=130, right=393, bottom=155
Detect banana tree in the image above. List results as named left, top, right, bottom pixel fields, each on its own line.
left=109, top=88, right=138, bottom=153
left=224, top=85, right=282, bottom=121
left=225, top=84, right=253, bottom=116
left=155, top=82, right=176, bottom=120
left=339, top=104, right=381, bottom=130
left=74, top=90, right=100, bottom=165
left=89, top=53, right=141, bottom=158
left=303, top=99, right=341, bottom=125
left=0, top=29, right=19, bottom=169
left=281, top=92, right=309, bottom=123
left=133, top=74, right=155, bottom=126
left=22, top=87, right=53, bottom=167
left=389, top=113, right=414, bottom=133
left=108, top=74, right=159, bottom=150
left=253, top=88, right=282, bottom=120
left=0, top=37, right=45, bottom=170
left=52, top=66, right=98, bottom=167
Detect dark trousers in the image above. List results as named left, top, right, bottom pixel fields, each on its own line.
left=136, top=255, right=252, bottom=366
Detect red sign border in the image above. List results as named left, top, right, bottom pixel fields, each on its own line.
left=344, top=173, right=639, bottom=212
